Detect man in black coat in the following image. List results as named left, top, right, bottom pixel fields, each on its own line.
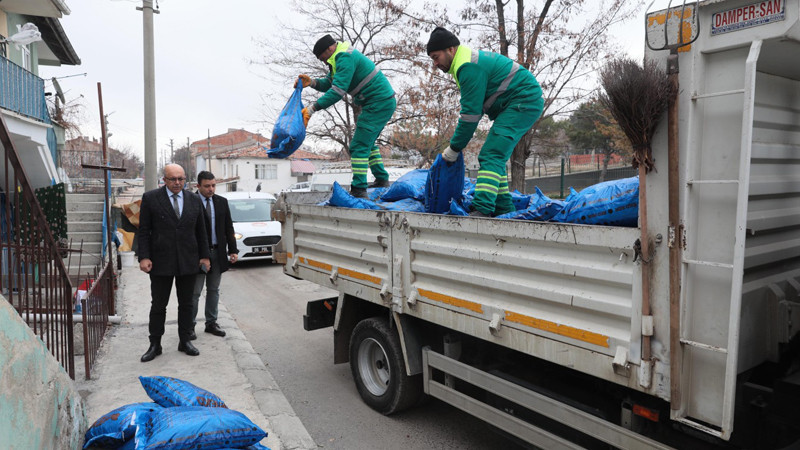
left=190, top=171, right=239, bottom=338
left=137, top=164, right=211, bottom=362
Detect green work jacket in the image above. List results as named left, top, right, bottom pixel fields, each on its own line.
left=448, top=45, right=543, bottom=151
left=312, top=42, right=394, bottom=110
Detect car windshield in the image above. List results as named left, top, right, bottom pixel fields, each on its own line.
left=228, top=198, right=275, bottom=222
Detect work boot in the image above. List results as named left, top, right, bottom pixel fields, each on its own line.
left=350, top=187, right=368, bottom=199
left=368, top=179, right=390, bottom=189
left=177, top=340, right=200, bottom=356
left=468, top=209, right=490, bottom=218
left=141, top=337, right=162, bottom=362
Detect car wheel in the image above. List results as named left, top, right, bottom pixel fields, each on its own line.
left=349, top=317, right=422, bottom=415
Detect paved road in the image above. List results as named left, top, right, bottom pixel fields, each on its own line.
left=221, top=261, right=530, bottom=450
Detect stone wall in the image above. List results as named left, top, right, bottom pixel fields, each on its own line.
left=0, top=296, right=87, bottom=449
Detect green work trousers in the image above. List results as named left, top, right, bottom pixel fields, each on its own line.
left=473, top=98, right=544, bottom=216
left=350, top=96, right=395, bottom=189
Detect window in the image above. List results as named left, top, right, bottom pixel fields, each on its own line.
left=21, top=45, right=30, bottom=71
left=255, top=164, right=277, bottom=180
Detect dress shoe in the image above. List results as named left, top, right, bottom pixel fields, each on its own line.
left=140, top=344, right=162, bottom=362
left=178, top=341, right=200, bottom=356
left=187, top=329, right=197, bottom=341
left=368, top=179, right=390, bottom=188
left=205, top=322, right=226, bottom=337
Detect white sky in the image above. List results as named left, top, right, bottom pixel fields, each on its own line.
left=40, top=0, right=654, bottom=160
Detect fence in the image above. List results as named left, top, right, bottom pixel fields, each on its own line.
left=81, top=261, right=113, bottom=379
left=525, top=166, right=639, bottom=197
left=0, top=55, right=47, bottom=122
left=0, top=111, right=74, bottom=378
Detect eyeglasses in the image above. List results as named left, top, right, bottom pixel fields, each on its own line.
left=164, top=177, right=186, bottom=182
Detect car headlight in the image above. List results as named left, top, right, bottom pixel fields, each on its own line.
left=234, top=233, right=243, bottom=240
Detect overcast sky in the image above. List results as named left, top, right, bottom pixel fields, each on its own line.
left=40, top=0, right=651, bottom=161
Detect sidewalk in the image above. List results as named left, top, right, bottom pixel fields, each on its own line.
left=76, top=264, right=316, bottom=450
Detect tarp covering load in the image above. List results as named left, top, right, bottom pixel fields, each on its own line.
left=83, top=376, right=269, bottom=449
left=554, top=176, right=639, bottom=226
left=268, top=84, right=307, bottom=159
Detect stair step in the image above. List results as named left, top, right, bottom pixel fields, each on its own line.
left=66, top=221, right=103, bottom=232
left=66, top=202, right=105, bottom=213
left=67, top=211, right=104, bottom=221
left=66, top=193, right=105, bottom=203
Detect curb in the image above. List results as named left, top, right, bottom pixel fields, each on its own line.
left=217, top=303, right=317, bottom=450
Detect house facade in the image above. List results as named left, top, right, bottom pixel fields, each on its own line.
left=0, top=0, right=80, bottom=189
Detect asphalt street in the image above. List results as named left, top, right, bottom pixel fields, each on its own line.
left=220, top=260, right=530, bottom=450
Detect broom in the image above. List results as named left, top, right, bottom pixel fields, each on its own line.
left=598, top=57, right=674, bottom=387
left=598, top=58, right=674, bottom=172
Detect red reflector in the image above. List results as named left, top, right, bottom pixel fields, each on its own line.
left=323, top=301, right=334, bottom=311
left=633, top=404, right=660, bottom=422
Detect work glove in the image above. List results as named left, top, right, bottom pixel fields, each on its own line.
left=301, top=104, right=315, bottom=127
left=294, top=74, right=314, bottom=88
left=442, top=146, right=459, bottom=163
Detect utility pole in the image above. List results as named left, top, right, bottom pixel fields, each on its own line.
left=138, top=0, right=159, bottom=190
left=207, top=129, right=211, bottom=173
left=169, top=138, right=174, bottom=163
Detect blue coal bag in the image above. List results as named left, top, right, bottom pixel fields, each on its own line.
left=84, top=402, right=163, bottom=449
left=328, top=182, right=381, bottom=210
left=133, top=406, right=267, bottom=450
left=377, top=198, right=426, bottom=212
left=449, top=199, right=470, bottom=216
left=496, top=187, right=565, bottom=221
left=556, top=176, right=639, bottom=226
left=381, top=169, right=429, bottom=202
left=425, top=153, right=465, bottom=214
left=268, top=84, right=307, bottom=159
left=139, top=376, right=227, bottom=408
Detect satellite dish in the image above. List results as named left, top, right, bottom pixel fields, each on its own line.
left=52, top=78, right=66, bottom=104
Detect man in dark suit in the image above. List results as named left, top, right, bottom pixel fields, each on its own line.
left=190, top=171, right=239, bottom=339
left=137, top=164, right=211, bottom=362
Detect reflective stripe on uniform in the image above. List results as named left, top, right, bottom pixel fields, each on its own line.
left=349, top=68, right=378, bottom=97
left=460, top=114, right=481, bottom=123
left=483, top=61, right=519, bottom=112
left=475, top=183, right=499, bottom=194
left=331, top=85, right=347, bottom=97
left=478, top=170, right=503, bottom=182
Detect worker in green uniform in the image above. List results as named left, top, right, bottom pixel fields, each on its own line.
left=296, top=34, right=395, bottom=198
left=427, top=27, right=544, bottom=217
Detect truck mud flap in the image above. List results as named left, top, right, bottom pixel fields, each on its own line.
left=303, top=297, right=338, bottom=331
left=422, top=348, right=675, bottom=450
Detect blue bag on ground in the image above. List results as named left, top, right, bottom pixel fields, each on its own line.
left=133, top=406, right=267, bottom=450
left=139, top=376, right=227, bottom=408
left=268, top=84, right=306, bottom=159
left=381, top=169, right=429, bottom=202
left=556, top=176, right=639, bottom=226
left=83, top=402, right=163, bottom=449
left=425, top=153, right=464, bottom=213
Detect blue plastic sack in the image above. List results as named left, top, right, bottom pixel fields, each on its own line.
left=381, top=169, right=429, bottom=202
left=556, top=176, right=639, bottom=226
left=425, top=153, right=464, bottom=213
left=510, top=191, right=532, bottom=211
left=139, top=376, right=227, bottom=408
left=84, top=402, right=163, bottom=449
left=496, top=187, right=565, bottom=221
left=328, top=182, right=381, bottom=210
left=378, top=198, right=426, bottom=212
left=268, top=84, right=306, bottom=159
left=133, top=406, right=267, bottom=450
left=449, top=199, right=470, bottom=216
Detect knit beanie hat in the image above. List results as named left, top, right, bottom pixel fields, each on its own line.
left=426, top=27, right=460, bottom=54
left=313, top=34, right=336, bottom=57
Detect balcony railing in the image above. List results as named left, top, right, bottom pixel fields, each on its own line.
left=0, top=56, right=48, bottom=123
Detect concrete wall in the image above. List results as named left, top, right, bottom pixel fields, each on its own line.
left=0, top=296, right=87, bottom=449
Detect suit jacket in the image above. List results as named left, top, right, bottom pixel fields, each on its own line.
left=198, top=193, right=239, bottom=273
left=137, top=186, right=210, bottom=276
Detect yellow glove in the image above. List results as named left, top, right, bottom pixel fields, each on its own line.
left=301, top=106, right=315, bottom=127
left=295, top=74, right=314, bottom=88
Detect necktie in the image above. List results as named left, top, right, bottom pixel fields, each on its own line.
left=205, top=197, right=212, bottom=222
left=172, top=194, right=180, bottom=219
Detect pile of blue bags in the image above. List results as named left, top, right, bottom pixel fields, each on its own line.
left=325, top=158, right=639, bottom=227
left=83, top=376, right=269, bottom=450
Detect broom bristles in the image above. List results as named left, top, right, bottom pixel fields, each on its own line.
left=599, top=57, right=674, bottom=172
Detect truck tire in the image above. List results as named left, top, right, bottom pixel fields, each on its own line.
left=349, top=317, right=422, bottom=415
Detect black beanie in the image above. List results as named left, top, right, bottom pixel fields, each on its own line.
left=426, top=27, right=460, bottom=54
left=313, top=34, right=336, bottom=58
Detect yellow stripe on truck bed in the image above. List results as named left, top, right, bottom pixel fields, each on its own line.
left=505, top=311, right=610, bottom=348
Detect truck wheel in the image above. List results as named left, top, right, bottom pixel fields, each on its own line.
left=349, top=317, right=422, bottom=415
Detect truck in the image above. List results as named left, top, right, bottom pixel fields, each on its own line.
left=273, top=1, right=800, bottom=448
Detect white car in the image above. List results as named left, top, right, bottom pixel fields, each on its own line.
left=220, top=191, right=281, bottom=262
